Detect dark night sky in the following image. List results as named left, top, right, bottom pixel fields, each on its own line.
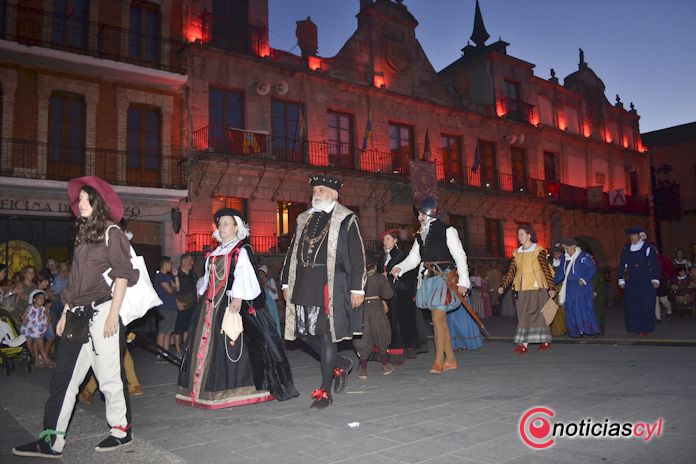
left=268, top=0, right=696, bottom=133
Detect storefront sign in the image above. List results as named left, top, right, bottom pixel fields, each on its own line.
left=0, top=199, right=141, bottom=217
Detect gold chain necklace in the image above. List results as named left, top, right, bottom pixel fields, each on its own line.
left=300, top=216, right=330, bottom=267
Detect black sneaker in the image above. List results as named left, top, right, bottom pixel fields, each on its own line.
left=12, top=438, right=62, bottom=459
left=95, top=433, right=132, bottom=452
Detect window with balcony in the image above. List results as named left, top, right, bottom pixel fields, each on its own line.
left=51, top=0, right=89, bottom=50
left=441, top=135, right=463, bottom=185
left=389, top=122, right=414, bottom=174
left=449, top=215, right=469, bottom=247
left=502, top=80, right=532, bottom=124
left=48, top=93, right=85, bottom=179
left=538, top=95, right=554, bottom=127
left=563, top=105, right=580, bottom=134
left=630, top=171, right=640, bottom=197
left=271, top=99, right=302, bottom=162
left=478, top=140, right=497, bottom=189
left=209, top=87, right=244, bottom=152
left=326, top=111, right=354, bottom=169
left=126, top=105, right=160, bottom=186
left=211, top=0, right=249, bottom=53
left=510, top=147, right=527, bottom=192
left=277, top=201, right=307, bottom=253
left=129, top=1, right=161, bottom=64
left=484, top=217, right=503, bottom=258
left=543, top=151, right=559, bottom=183
left=212, top=196, right=247, bottom=219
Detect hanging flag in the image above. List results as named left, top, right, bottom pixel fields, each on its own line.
left=422, top=130, right=431, bottom=161
left=586, top=186, right=605, bottom=208
left=361, top=107, right=373, bottom=151
left=471, top=141, right=480, bottom=172
left=296, top=104, right=306, bottom=142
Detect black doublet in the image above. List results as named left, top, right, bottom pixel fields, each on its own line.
left=416, top=220, right=455, bottom=263
left=292, top=211, right=331, bottom=307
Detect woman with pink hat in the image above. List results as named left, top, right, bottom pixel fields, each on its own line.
left=13, top=176, right=139, bottom=458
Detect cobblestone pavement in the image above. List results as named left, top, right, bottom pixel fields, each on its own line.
left=2, top=309, right=695, bottom=463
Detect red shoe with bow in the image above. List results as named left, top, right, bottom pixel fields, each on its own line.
left=333, top=356, right=353, bottom=394
left=309, top=388, right=332, bottom=409
left=538, top=342, right=552, bottom=351
left=514, top=344, right=528, bottom=354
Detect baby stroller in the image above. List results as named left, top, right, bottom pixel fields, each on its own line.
left=0, top=295, right=34, bottom=376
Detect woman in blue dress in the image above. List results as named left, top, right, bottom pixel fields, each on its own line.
left=553, top=238, right=599, bottom=337
left=618, top=226, right=661, bottom=336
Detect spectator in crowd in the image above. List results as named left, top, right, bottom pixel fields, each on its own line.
left=12, top=265, right=38, bottom=324
left=154, top=256, right=179, bottom=355
left=0, top=263, right=7, bottom=306
left=36, top=274, right=56, bottom=356
left=656, top=247, right=674, bottom=321
left=174, top=253, right=197, bottom=355
left=20, top=290, right=53, bottom=368
left=672, top=248, right=693, bottom=274
left=671, top=268, right=693, bottom=307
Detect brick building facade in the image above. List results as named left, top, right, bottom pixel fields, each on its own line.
left=183, top=0, right=651, bottom=275
left=0, top=0, right=188, bottom=274
left=0, top=0, right=652, bottom=278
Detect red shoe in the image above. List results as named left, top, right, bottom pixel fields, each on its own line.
left=514, top=345, right=528, bottom=354
left=538, top=342, right=552, bottom=351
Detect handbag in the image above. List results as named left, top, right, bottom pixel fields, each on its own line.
left=540, top=297, right=559, bottom=325
left=222, top=308, right=243, bottom=343
left=63, top=305, right=94, bottom=344
left=103, top=225, right=163, bottom=326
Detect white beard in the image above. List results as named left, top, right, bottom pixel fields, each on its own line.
left=312, top=196, right=332, bottom=211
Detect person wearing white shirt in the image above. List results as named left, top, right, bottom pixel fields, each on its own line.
left=176, top=208, right=298, bottom=409
left=391, top=196, right=481, bottom=374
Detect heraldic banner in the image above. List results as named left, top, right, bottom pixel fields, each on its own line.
left=409, top=159, right=438, bottom=201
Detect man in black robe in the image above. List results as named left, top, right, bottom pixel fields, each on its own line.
left=282, top=175, right=366, bottom=408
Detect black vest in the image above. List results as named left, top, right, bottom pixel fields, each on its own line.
left=416, top=220, right=455, bottom=262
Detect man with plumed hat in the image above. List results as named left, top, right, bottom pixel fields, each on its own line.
left=281, top=174, right=366, bottom=409
left=618, top=226, right=660, bottom=335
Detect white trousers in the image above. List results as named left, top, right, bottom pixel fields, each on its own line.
left=51, top=301, right=129, bottom=452
left=655, top=296, right=672, bottom=319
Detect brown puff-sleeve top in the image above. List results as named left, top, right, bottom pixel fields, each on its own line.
left=61, top=226, right=140, bottom=308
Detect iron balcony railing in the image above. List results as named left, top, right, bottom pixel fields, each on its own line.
left=186, top=233, right=292, bottom=256
left=194, top=125, right=413, bottom=175
left=1, top=138, right=185, bottom=189
left=193, top=126, right=649, bottom=215
left=3, top=3, right=185, bottom=74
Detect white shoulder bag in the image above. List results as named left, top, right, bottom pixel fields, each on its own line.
left=103, top=225, right=163, bottom=326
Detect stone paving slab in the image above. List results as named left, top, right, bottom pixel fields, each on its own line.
left=2, top=318, right=696, bottom=463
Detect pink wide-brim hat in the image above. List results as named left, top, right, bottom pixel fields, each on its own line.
left=67, top=176, right=124, bottom=223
